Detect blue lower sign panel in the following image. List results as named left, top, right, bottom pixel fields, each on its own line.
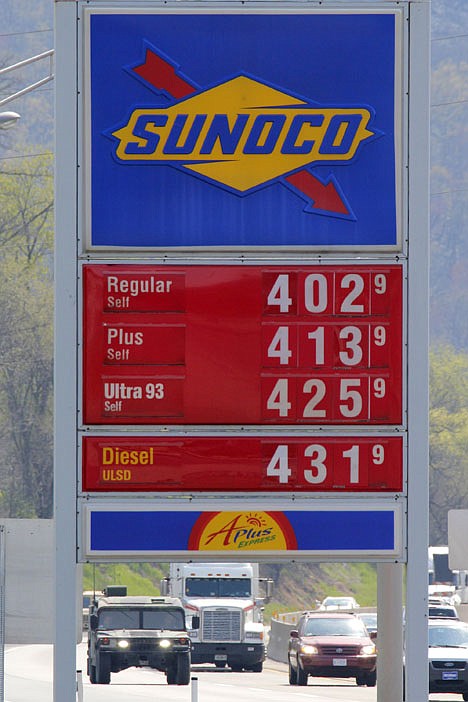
left=81, top=500, right=404, bottom=560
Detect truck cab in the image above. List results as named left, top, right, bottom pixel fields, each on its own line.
left=161, top=563, right=273, bottom=672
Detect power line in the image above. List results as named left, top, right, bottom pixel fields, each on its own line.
left=0, top=29, right=52, bottom=39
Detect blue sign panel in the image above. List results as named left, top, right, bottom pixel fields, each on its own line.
left=83, top=504, right=402, bottom=559
left=86, top=10, right=401, bottom=249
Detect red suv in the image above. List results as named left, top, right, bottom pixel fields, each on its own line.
left=288, top=612, right=377, bottom=687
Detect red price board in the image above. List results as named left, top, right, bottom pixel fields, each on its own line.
left=82, top=435, right=403, bottom=493
left=83, top=264, right=403, bottom=425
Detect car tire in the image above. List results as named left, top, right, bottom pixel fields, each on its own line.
left=215, top=661, right=226, bottom=668
left=230, top=664, right=243, bottom=672
left=176, top=653, right=191, bottom=685
left=166, top=663, right=177, bottom=685
left=251, top=662, right=263, bottom=673
left=89, top=664, right=97, bottom=684
left=297, top=664, right=308, bottom=686
left=366, top=670, right=377, bottom=687
left=288, top=661, right=297, bottom=685
left=96, top=654, right=111, bottom=684
left=356, top=674, right=366, bottom=686
left=462, top=694, right=468, bottom=701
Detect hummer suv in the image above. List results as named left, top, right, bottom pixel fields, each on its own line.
left=87, top=595, right=191, bottom=685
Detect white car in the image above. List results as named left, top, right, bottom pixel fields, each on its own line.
left=318, top=596, right=360, bottom=611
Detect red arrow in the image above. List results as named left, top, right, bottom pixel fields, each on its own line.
left=285, top=170, right=351, bottom=216
left=133, top=49, right=196, bottom=99
left=133, top=48, right=349, bottom=216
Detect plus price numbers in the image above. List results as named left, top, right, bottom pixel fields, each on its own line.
left=83, top=264, right=402, bottom=425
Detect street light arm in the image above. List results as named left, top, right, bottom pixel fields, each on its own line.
left=0, top=50, right=54, bottom=109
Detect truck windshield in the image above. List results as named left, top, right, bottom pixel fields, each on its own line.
left=185, top=578, right=251, bottom=598
left=98, top=608, right=185, bottom=630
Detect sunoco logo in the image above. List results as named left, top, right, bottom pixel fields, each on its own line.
left=109, top=44, right=381, bottom=218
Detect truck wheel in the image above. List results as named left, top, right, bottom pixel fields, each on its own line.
left=288, top=661, right=297, bottom=685
left=251, top=662, right=263, bottom=673
left=96, top=654, right=111, bottom=684
left=176, top=653, right=191, bottom=685
left=166, top=663, right=177, bottom=685
left=297, top=664, right=308, bottom=686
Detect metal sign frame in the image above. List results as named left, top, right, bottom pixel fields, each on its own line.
left=54, top=1, right=429, bottom=700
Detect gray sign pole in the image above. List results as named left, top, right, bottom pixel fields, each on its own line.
left=54, top=2, right=79, bottom=700
left=0, top=526, right=5, bottom=702
left=405, top=1, right=431, bottom=700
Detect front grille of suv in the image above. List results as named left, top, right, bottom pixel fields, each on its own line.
left=202, top=610, right=241, bottom=642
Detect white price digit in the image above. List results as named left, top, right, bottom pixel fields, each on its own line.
left=339, top=326, right=363, bottom=366
left=304, top=274, right=328, bottom=313
left=267, top=379, right=291, bottom=417
left=342, top=445, right=360, bottom=483
left=372, top=444, right=385, bottom=465
left=340, top=274, right=364, bottom=312
left=307, top=327, right=325, bottom=365
left=339, top=379, right=362, bottom=417
left=266, top=445, right=291, bottom=483
left=145, top=383, right=164, bottom=399
left=268, top=326, right=292, bottom=365
left=373, top=378, right=386, bottom=398
left=374, top=326, right=386, bottom=346
left=374, top=273, right=387, bottom=294
left=302, top=379, right=326, bottom=418
left=267, top=274, right=292, bottom=312
left=304, top=444, right=327, bottom=484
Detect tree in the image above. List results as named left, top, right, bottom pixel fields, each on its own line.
left=0, top=153, right=53, bottom=517
left=429, top=347, right=468, bottom=543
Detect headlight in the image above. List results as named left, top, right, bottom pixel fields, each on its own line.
left=117, top=639, right=129, bottom=649
left=189, top=631, right=198, bottom=639
left=245, top=631, right=263, bottom=640
left=301, top=644, right=319, bottom=655
left=361, top=644, right=376, bottom=655
left=159, top=639, right=172, bottom=649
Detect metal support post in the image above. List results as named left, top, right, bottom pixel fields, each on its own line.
left=377, top=563, right=404, bottom=702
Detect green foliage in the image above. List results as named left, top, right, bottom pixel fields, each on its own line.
left=83, top=563, right=169, bottom=596
left=430, top=347, right=468, bottom=543
left=0, top=153, right=53, bottom=518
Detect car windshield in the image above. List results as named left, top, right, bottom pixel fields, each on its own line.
left=360, top=614, right=377, bottom=627
left=185, top=577, right=251, bottom=598
left=429, top=607, right=456, bottom=618
left=323, top=598, right=353, bottom=607
left=429, top=625, right=468, bottom=647
left=98, top=607, right=185, bottom=631
left=303, top=618, right=367, bottom=637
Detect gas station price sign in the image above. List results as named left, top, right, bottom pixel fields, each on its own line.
left=83, top=264, right=403, bottom=425
left=82, top=434, right=404, bottom=494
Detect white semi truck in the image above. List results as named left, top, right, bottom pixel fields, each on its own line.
left=161, top=562, right=273, bottom=672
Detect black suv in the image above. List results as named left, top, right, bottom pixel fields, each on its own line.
left=87, top=596, right=191, bottom=685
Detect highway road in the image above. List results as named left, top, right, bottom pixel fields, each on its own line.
left=3, top=641, right=465, bottom=702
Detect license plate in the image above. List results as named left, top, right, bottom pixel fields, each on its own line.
left=442, top=670, right=459, bottom=680
left=214, top=655, right=227, bottom=661
left=333, top=658, right=347, bottom=666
